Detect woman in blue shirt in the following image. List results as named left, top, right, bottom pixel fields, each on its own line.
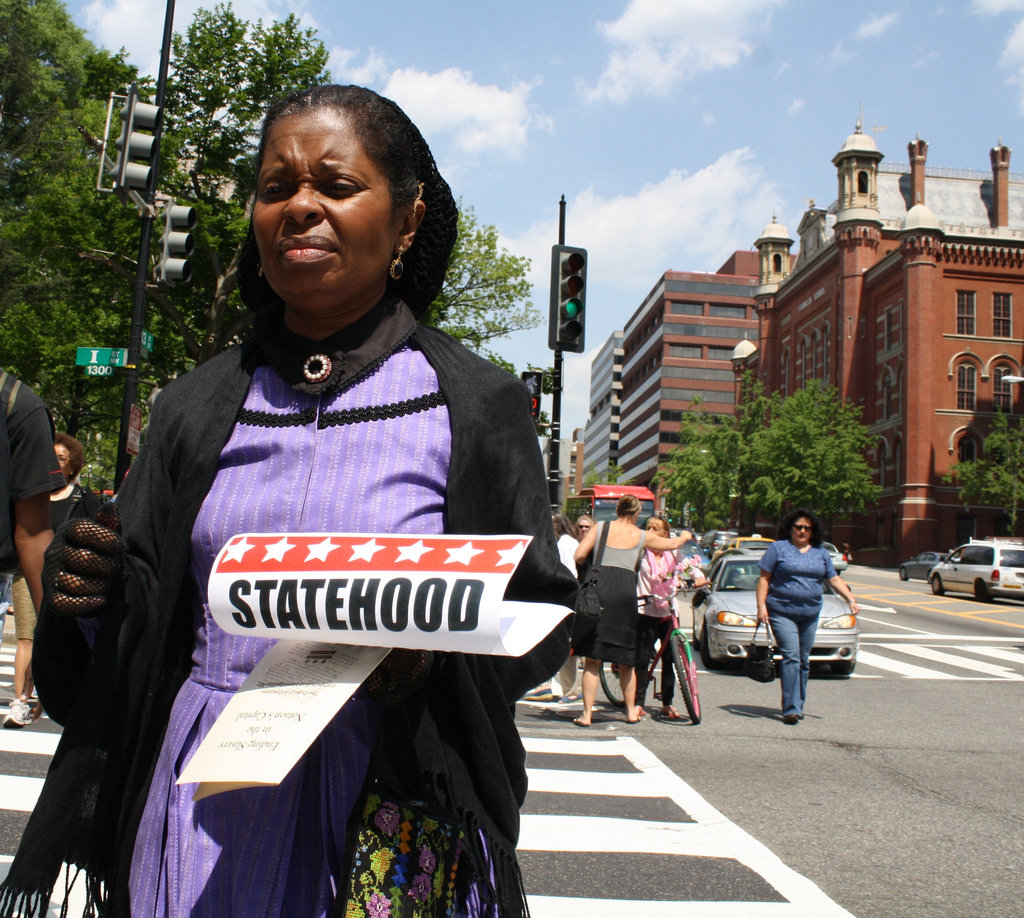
left=756, top=509, right=858, bottom=724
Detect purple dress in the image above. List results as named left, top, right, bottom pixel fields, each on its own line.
left=129, top=346, right=451, bottom=917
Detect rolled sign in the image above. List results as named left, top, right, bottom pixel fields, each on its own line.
left=207, top=532, right=571, bottom=657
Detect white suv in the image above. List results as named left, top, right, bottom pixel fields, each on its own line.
left=929, top=539, right=1024, bottom=601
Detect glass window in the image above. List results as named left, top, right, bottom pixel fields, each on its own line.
left=671, top=302, right=704, bottom=316
left=957, top=364, right=976, bottom=410
left=669, top=344, right=702, bottom=359
left=709, top=304, right=747, bottom=318
left=958, top=435, right=976, bottom=463
left=707, top=346, right=735, bottom=361
left=957, top=291, right=976, bottom=335
left=994, top=293, right=1012, bottom=338
left=994, top=365, right=1014, bottom=412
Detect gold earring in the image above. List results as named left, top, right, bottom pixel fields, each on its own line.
left=257, top=262, right=264, bottom=277
left=389, top=246, right=405, bottom=280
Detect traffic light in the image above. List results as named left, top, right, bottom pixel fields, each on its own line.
left=520, top=371, right=543, bottom=420
left=157, top=203, right=196, bottom=283
left=548, top=244, right=587, bottom=352
left=113, top=88, right=160, bottom=199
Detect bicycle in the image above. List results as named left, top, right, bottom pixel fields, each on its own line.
left=599, top=589, right=701, bottom=724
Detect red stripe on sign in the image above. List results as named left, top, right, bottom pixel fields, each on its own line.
left=214, top=534, right=530, bottom=575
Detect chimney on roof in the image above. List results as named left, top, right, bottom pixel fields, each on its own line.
left=908, top=137, right=928, bottom=205
left=991, top=141, right=1011, bottom=228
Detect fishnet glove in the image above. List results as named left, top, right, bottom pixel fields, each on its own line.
left=46, top=502, right=125, bottom=617
left=364, top=649, right=434, bottom=705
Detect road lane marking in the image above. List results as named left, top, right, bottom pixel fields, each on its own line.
left=883, top=644, right=1024, bottom=679
left=854, top=650, right=957, bottom=679
left=0, top=774, right=43, bottom=812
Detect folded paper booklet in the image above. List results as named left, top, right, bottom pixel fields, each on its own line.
left=178, top=532, right=571, bottom=799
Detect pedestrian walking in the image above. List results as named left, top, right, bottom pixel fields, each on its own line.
left=756, top=508, right=859, bottom=724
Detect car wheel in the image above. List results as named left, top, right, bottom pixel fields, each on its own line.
left=898, top=567, right=908, bottom=581
left=973, top=580, right=992, bottom=602
left=930, top=574, right=944, bottom=595
left=698, top=630, right=723, bottom=670
left=831, top=659, right=856, bottom=676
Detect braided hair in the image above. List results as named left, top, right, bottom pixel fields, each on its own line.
left=238, top=85, right=458, bottom=317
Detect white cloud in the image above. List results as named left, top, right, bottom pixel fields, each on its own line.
left=855, top=12, right=900, bottom=40
left=380, top=68, right=551, bottom=159
left=787, top=98, right=805, bottom=115
left=330, top=48, right=390, bottom=87
left=79, top=0, right=280, bottom=73
left=584, top=0, right=785, bottom=103
left=973, top=0, right=1024, bottom=12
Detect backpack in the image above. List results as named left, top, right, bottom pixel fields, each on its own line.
left=0, top=372, right=23, bottom=572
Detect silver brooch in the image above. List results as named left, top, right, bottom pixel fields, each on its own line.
left=302, top=354, right=332, bottom=383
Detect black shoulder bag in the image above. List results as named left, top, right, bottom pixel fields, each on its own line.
left=743, top=620, right=777, bottom=683
left=570, top=522, right=610, bottom=651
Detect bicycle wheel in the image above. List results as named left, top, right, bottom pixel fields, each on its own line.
left=669, top=630, right=701, bottom=724
left=599, top=661, right=625, bottom=707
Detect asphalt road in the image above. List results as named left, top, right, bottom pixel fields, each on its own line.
left=517, top=565, right=1024, bottom=916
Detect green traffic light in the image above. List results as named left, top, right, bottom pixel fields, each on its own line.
left=565, top=297, right=583, bottom=318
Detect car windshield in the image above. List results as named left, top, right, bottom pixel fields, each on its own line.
left=680, top=540, right=705, bottom=556
left=715, top=561, right=761, bottom=591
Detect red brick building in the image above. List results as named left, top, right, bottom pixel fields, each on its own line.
left=740, top=125, right=1024, bottom=560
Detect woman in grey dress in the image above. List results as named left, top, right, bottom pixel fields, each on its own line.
left=572, top=495, right=693, bottom=726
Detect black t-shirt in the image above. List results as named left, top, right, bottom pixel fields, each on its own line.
left=50, top=485, right=102, bottom=529
left=7, top=383, right=63, bottom=503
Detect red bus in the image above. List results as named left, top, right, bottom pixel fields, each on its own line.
left=565, top=484, right=657, bottom=526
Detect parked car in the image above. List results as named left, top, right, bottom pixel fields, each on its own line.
left=690, top=555, right=859, bottom=674
left=700, top=529, right=738, bottom=556
left=822, top=541, right=848, bottom=573
left=898, top=550, right=947, bottom=581
left=713, top=534, right=774, bottom=563
left=929, top=539, right=1024, bottom=601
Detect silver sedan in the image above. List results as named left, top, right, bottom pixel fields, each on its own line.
left=690, top=555, right=860, bottom=675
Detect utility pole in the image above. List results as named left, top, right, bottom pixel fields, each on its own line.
left=547, top=196, right=566, bottom=508
left=114, top=0, right=176, bottom=489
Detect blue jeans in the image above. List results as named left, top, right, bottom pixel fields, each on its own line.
left=767, top=608, right=819, bottom=716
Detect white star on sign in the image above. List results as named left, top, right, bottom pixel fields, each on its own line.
left=496, top=541, right=528, bottom=568
left=263, top=537, right=294, bottom=562
left=305, top=538, right=338, bottom=562
left=350, top=538, right=384, bottom=562
left=446, top=541, right=483, bottom=566
left=396, top=540, right=432, bottom=563
left=222, top=537, right=253, bottom=563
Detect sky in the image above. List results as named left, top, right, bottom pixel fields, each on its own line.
left=63, top=0, right=1024, bottom=434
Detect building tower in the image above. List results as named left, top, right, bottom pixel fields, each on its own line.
left=752, top=216, right=793, bottom=380
left=832, top=120, right=884, bottom=406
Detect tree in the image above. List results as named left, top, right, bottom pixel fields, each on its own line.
left=947, top=410, right=1024, bottom=535
left=421, top=204, right=540, bottom=363
left=747, top=379, right=879, bottom=522
left=656, top=408, right=735, bottom=531
left=583, top=461, right=630, bottom=488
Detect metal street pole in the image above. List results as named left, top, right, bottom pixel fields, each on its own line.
left=114, top=0, right=176, bottom=490
left=547, top=196, right=566, bottom=508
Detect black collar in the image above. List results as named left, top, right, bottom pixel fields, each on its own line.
left=252, top=295, right=417, bottom=395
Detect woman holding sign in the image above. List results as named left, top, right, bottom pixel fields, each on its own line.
left=2, top=86, right=576, bottom=918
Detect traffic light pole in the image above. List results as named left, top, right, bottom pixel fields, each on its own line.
left=114, top=0, right=176, bottom=489
left=547, top=196, right=566, bottom=508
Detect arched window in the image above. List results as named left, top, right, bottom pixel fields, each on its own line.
left=780, top=348, right=790, bottom=397
left=994, top=364, right=1015, bottom=412
left=957, top=364, right=976, bottom=411
left=823, top=322, right=830, bottom=380
left=893, top=441, right=902, bottom=488
left=958, top=435, right=977, bottom=464
left=857, top=171, right=869, bottom=194
left=773, top=253, right=783, bottom=273
left=878, top=440, right=888, bottom=489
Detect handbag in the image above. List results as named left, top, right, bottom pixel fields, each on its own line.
left=570, top=522, right=610, bottom=650
left=743, top=621, right=776, bottom=683
left=343, top=782, right=465, bottom=917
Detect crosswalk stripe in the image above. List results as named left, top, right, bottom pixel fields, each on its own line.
left=521, top=736, right=854, bottom=916
left=881, top=643, right=1024, bottom=679
left=519, top=813, right=734, bottom=858
left=854, top=649, right=958, bottom=678
left=0, top=732, right=59, bottom=756
left=0, top=774, right=43, bottom=812
left=959, top=645, right=1024, bottom=665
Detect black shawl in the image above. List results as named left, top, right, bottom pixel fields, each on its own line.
left=0, top=306, right=576, bottom=917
